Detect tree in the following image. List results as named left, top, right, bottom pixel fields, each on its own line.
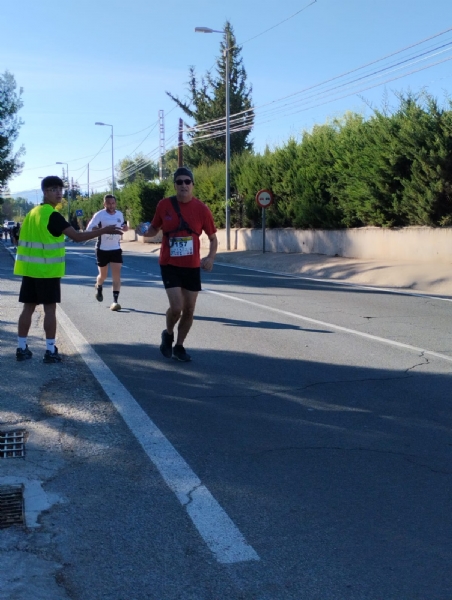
left=117, top=153, right=159, bottom=185
left=166, top=22, right=254, bottom=167
left=12, top=196, right=34, bottom=220
left=0, top=71, right=24, bottom=194
left=328, top=111, right=399, bottom=227
left=118, top=179, right=166, bottom=226
left=390, top=93, right=452, bottom=226
left=0, top=194, right=34, bottom=222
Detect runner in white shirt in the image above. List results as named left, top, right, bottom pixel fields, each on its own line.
left=86, top=194, right=128, bottom=311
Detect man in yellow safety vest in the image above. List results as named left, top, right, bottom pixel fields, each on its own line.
left=14, top=175, right=123, bottom=363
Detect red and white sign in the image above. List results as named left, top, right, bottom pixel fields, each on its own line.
left=255, top=189, right=274, bottom=208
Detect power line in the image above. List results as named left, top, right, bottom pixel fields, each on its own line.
left=238, top=0, right=317, bottom=47
left=14, top=25, right=452, bottom=194
left=185, top=27, right=452, bottom=136
left=74, top=44, right=452, bottom=190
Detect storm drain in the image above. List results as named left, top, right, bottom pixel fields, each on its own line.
left=0, top=429, right=28, bottom=458
left=0, top=484, right=25, bottom=528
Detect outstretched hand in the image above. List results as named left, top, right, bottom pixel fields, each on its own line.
left=103, top=225, right=124, bottom=235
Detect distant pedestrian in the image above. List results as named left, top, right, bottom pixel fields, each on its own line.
left=138, top=167, right=217, bottom=362
left=86, top=194, right=128, bottom=311
left=14, top=176, right=123, bottom=363
left=11, top=222, right=20, bottom=248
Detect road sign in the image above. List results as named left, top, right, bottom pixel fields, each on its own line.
left=76, top=209, right=84, bottom=217
left=255, top=189, right=274, bottom=254
left=255, top=189, right=274, bottom=209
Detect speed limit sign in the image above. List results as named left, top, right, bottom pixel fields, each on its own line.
left=255, top=189, right=274, bottom=208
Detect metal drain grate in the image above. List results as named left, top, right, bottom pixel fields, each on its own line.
left=0, top=429, right=28, bottom=458
left=0, top=484, right=25, bottom=528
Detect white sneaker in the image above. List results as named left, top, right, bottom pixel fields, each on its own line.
left=110, top=302, right=121, bottom=311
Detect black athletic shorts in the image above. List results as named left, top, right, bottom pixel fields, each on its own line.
left=160, top=264, right=201, bottom=292
left=96, top=248, right=123, bottom=267
left=18, top=276, right=61, bottom=305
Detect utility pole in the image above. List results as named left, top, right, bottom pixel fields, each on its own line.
left=224, top=28, right=231, bottom=250
left=87, top=164, right=90, bottom=198
left=159, top=110, right=165, bottom=179
left=178, top=118, right=184, bottom=167
left=56, top=162, right=70, bottom=222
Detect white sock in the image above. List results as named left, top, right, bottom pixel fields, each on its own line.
left=46, top=339, right=56, bottom=353
left=18, top=337, right=27, bottom=350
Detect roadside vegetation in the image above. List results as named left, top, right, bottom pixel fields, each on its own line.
left=2, top=29, right=452, bottom=231
left=71, top=92, right=452, bottom=231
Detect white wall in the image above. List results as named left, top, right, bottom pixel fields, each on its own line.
left=199, top=227, right=452, bottom=263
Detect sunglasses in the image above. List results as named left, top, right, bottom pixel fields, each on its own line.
left=46, top=187, right=63, bottom=193
left=175, top=179, right=192, bottom=185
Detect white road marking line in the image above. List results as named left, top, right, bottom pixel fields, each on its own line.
left=205, top=289, right=452, bottom=364
left=57, top=307, right=259, bottom=564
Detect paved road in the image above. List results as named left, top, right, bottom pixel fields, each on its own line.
left=1, top=241, right=451, bottom=599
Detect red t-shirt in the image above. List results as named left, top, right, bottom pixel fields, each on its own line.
left=152, top=196, right=217, bottom=267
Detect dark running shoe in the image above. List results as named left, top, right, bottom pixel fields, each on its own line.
left=95, top=285, right=103, bottom=302
left=160, top=330, right=174, bottom=358
left=16, top=345, right=33, bottom=362
left=43, top=346, right=62, bottom=364
left=172, top=345, right=191, bottom=362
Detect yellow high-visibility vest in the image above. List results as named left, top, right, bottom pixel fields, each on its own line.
left=14, top=204, right=66, bottom=278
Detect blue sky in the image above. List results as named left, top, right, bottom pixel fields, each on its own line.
left=3, top=0, right=452, bottom=201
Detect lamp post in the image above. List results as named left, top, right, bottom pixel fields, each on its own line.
left=95, top=122, right=114, bottom=192
left=56, top=162, right=70, bottom=221
left=195, top=26, right=231, bottom=250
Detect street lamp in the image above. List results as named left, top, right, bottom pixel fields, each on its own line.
left=95, top=122, right=115, bottom=192
left=195, top=26, right=231, bottom=250
left=56, top=162, right=70, bottom=221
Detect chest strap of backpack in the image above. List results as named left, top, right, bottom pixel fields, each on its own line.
left=164, top=196, right=200, bottom=246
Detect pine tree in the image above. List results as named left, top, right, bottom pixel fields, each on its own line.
left=166, top=22, right=254, bottom=167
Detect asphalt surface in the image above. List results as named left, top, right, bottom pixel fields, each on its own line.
left=1, top=237, right=451, bottom=600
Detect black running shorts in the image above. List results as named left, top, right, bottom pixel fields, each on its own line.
left=96, top=248, right=123, bottom=267
left=18, top=276, right=61, bottom=305
left=160, top=264, right=201, bottom=292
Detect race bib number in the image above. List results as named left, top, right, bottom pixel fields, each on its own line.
left=170, top=236, right=194, bottom=257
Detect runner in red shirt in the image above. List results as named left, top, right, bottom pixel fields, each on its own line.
left=140, top=167, right=218, bottom=362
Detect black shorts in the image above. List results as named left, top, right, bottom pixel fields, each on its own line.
left=160, top=264, right=201, bottom=292
left=18, top=276, right=61, bottom=305
left=96, top=248, right=123, bottom=267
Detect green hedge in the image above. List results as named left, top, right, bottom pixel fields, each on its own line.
left=71, top=93, right=452, bottom=230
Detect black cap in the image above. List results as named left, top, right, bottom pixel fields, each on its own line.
left=41, top=176, right=65, bottom=191
left=173, top=166, right=194, bottom=183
